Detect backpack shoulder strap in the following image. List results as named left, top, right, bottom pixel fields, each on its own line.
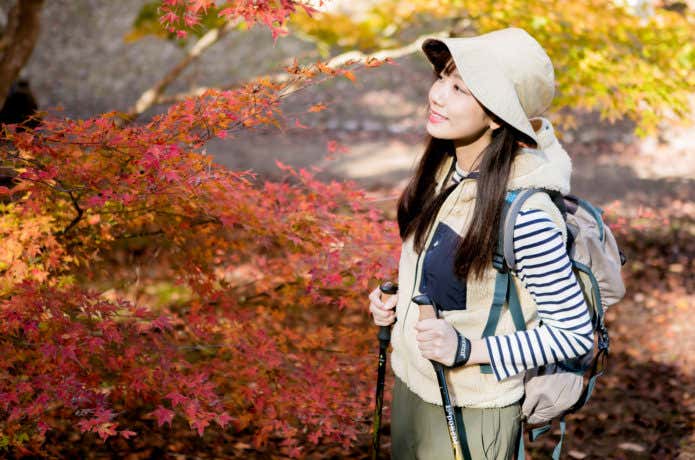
left=502, top=188, right=544, bottom=271
left=480, top=191, right=523, bottom=375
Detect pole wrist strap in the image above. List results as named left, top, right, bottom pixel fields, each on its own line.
left=452, top=329, right=471, bottom=368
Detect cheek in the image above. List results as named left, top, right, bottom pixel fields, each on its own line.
left=458, top=99, right=485, bottom=119
left=461, top=102, right=489, bottom=129
left=446, top=101, right=482, bottom=128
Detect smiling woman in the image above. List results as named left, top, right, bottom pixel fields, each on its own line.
left=426, top=60, right=502, bottom=174
left=367, top=28, right=594, bottom=460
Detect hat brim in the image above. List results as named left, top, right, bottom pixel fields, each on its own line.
left=422, top=38, right=538, bottom=144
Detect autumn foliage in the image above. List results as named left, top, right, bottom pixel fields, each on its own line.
left=0, top=0, right=402, bottom=456
left=2, top=0, right=694, bottom=457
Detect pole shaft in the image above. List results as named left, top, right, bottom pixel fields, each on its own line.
left=371, top=340, right=389, bottom=460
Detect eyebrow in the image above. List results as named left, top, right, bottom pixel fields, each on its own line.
left=441, top=67, right=464, bottom=81
left=451, top=71, right=464, bottom=81
left=438, top=65, right=469, bottom=89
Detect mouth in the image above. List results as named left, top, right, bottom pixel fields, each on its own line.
left=428, top=109, right=448, bottom=123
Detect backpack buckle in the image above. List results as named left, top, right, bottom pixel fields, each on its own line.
left=492, top=253, right=507, bottom=272
left=598, top=326, right=610, bottom=351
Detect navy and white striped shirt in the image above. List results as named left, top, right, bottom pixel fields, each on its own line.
left=451, top=163, right=479, bottom=184
left=483, top=208, right=594, bottom=381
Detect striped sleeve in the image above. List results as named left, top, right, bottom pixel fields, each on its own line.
left=484, top=208, right=595, bottom=382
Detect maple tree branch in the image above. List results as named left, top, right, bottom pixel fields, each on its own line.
left=0, top=0, right=45, bottom=106
left=59, top=189, right=84, bottom=236
left=278, top=30, right=450, bottom=98
left=115, top=216, right=221, bottom=241
left=124, top=19, right=240, bottom=122
left=239, top=267, right=359, bottom=305
left=0, top=173, right=84, bottom=194
left=152, top=30, right=452, bottom=106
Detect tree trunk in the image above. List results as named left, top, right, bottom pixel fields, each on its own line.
left=0, top=0, right=44, bottom=107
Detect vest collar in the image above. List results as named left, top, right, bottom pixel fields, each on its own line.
left=437, top=117, right=572, bottom=202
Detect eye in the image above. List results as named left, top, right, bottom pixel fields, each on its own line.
left=454, top=85, right=468, bottom=94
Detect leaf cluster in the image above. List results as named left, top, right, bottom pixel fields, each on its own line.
left=0, top=31, right=399, bottom=456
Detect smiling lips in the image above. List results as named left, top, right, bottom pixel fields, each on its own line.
left=428, top=109, right=448, bottom=123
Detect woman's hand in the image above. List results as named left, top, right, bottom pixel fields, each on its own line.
left=414, top=318, right=459, bottom=366
left=368, top=286, right=398, bottom=326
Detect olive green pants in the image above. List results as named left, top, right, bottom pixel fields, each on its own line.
left=391, top=375, right=522, bottom=460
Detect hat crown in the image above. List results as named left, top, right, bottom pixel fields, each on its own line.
left=467, top=28, right=555, bottom=118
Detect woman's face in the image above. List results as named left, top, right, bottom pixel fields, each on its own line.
left=426, top=61, right=498, bottom=142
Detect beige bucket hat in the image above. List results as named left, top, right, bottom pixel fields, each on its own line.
left=422, top=27, right=555, bottom=144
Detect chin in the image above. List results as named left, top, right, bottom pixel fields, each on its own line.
left=426, top=124, right=453, bottom=139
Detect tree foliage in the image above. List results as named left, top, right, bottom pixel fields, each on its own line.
left=0, top=0, right=400, bottom=455
left=131, top=0, right=695, bottom=136
left=290, top=0, right=695, bottom=136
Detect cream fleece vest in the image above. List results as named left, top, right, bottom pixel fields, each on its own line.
left=390, top=117, right=573, bottom=408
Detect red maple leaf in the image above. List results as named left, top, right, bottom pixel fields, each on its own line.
left=165, top=391, right=188, bottom=407
left=216, top=411, right=233, bottom=428
left=149, top=406, right=175, bottom=428
left=190, top=417, right=210, bottom=436
left=119, top=429, right=137, bottom=439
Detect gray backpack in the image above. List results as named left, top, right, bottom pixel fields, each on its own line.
left=481, top=188, right=626, bottom=460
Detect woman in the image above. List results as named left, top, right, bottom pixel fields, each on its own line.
left=368, top=28, right=594, bottom=459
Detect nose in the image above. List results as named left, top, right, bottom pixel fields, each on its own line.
left=429, top=79, right=447, bottom=107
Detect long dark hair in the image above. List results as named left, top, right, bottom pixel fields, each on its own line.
left=397, top=55, right=537, bottom=280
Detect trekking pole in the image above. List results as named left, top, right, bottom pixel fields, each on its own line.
left=412, top=294, right=465, bottom=460
left=370, top=281, right=398, bottom=460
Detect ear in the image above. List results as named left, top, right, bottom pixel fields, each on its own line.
left=489, top=119, right=501, bottom=131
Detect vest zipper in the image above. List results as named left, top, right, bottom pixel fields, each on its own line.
left=402, top=239, right=427, bottom=335
left=401, top=157, right=457, bottom=335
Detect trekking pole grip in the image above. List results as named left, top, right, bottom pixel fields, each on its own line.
left=412, top=294, right=437, bottom=320
left=378, top=281, right=398, bottom=341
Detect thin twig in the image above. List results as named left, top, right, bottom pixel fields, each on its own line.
left=115, top=216, right=221, bottom=240
left=125, top=19, right=240, bottom=121
left=57, top=188, right=84, bottom=236
left=154, top=31, right=452, bottom=106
